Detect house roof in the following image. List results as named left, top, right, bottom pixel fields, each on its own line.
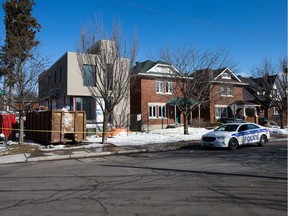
left=253, top=75, right=277, bottom=88
left=213, top=67, right=242, bottom=82
left=238, top=75, right=276, bottom=107
left=131, top=60, right=179, bottom=77
left=192, top=67, right=247, bottom=85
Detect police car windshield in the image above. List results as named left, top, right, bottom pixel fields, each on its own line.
left=215, top=124, right=239, bottom=132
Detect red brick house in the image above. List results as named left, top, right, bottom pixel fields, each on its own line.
left=130, top=60, right=183, bottom=131
left=131, top=62, right=263, bottom=130
left=191, top=67, right=261, bottom=124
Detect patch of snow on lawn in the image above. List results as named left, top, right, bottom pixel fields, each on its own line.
left=87, top=127, right=212, bottom=146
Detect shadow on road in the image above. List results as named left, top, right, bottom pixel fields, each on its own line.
left=102, top=164, right=287, bottom=181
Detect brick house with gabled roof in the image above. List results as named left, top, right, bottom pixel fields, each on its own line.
left=192, top=67, right=261, bottom=124
left=131, top=63, right=263, bottom=130
left=130, top=60, right=184, bottom=131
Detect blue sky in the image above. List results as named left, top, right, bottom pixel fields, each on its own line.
left=0, top=0, right=287, bottom=76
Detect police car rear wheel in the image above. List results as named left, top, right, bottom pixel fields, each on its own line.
left=258, top=135, right=268, bottom=147
left=228, top=138, right=238, bottom=150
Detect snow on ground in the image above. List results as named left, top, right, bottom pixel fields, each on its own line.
left=268, top=127, right=288, bottom=135
left=86, top=127, right=210, bottom=146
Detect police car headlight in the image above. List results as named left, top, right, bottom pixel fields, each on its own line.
left=216, top=136, right=225, bottom=140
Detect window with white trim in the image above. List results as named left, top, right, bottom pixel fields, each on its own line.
left=149, top=105, right=156, bottom=118
left=156, top=81, right=164, bottom=93
left=156, top=81, right=173, bottom=94
left=148, top=104, right=167, bottom=119
left=220, top=84, right=233, bottom=96
left=221, top=72, right=231, bottom=79
left=215, top=106, right=228, bottom=119
left=158, top=106, right=167, bottom=118
left=166, top=82, right=173, bottom=94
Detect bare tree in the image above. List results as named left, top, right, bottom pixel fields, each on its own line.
left=252, top=57, right=287, bottom=128
left=158, top=42, right=235, bottom=134
left=77, top=16, right=137, bottom=143
left=0, top=51, right=48, bottom=143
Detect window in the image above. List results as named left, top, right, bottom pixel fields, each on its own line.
left=156, top=81, right=173, bottom=94
left=220, top=84, right=233, bottom=96
left=158, top=106, right=166, bottom=118
left=83, top=64, right=96, bottom=86
left=221, top=72, right=231, bottom=79
left=273, top=107, right=279, bottom=115
left=156, top=81, right=164, bottom=93
left=149, top=105, right=156, bottom=118
left=215, top=106, right=228, bottom=119
left=149, top=104, right=167, bottom=119
left=238, top=125, right=247, bottom=132
left=166, top=82, right=173, bottom=94
left=83, top=97, right=96, bottom=121
left=247, top=124, right=259, bottom=130
left=76, top=97, right=82, bottom=111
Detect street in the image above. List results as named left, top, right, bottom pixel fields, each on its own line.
left=0, top=141, right=287, bottom=216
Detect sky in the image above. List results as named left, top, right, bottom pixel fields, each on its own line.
left=0, top=0, right=287, bottom=76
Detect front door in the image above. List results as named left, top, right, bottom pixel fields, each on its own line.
left=175, top=107, right=181, bottom=124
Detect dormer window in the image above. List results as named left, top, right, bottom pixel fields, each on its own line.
left=221, top=72, right=231, bottom=79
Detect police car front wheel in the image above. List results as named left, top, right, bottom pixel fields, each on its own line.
left=258, top=135, right=268, bottom=147
left=228, top=138, right=239, bottom=150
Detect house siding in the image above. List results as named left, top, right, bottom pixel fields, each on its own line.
left=209, top=84, right=244, bottom=121
left=130, top=74, right=179, bottom=131
left=38, top=42, right=131, bottom=128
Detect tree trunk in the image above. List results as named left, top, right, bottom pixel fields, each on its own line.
left=8, top=85, right=14, bottom=111
left=183, top=112, right=189, bottom=135
left=19, top=114, right=24, bottom=144
left=279, top=111, right=284, bottom=129
left=101, top=109, right=110, bottom=144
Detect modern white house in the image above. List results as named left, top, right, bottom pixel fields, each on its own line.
left=38, top=40, right=130, bottom=130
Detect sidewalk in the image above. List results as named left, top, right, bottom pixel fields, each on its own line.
left=0, top=140, right=198, bottom=164
left=0, top=136, right=286, bottom=164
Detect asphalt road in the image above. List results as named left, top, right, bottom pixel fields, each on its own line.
left=0, top=141, right=286, bottom=216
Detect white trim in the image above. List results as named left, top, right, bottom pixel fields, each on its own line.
left=147, top=63, right=180, bottom=75
left=214, top=105, right=228, bottom=119
left=215, top=104, right=228, bottom=108
left=214, top=67, right=242, bottom=82
left=212, top=80, right=248, bottom=86
left=148, top=102, right=166, bottom=106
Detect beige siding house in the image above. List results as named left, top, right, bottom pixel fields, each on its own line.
left=38, top=40, right=130, bottom=129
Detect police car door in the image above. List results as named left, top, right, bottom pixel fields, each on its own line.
left=238, top=124, right=248, bottom=145
left=246, top=124, right=260, bottom=144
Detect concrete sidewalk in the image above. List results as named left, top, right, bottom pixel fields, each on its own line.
left=0, top=140, right=198, bottom=164
left=0, top=136, right=286, bottom=164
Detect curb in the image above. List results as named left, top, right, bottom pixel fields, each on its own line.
left=0, top=137, right=286, bottom=164
left=27, top=149, right=147, bottom=163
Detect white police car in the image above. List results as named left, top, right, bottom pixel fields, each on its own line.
left=201, top=123, right=270, bottom=150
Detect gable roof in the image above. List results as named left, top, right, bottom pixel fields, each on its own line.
left=238, top=76, right=273, bottom=107
left=252, top=75, right=277, bottom=88
left=213, top=67, right=242, bottom=82
left=192, top=67, right=248, bottom=85
left=131, top=60, right=180, bottom=77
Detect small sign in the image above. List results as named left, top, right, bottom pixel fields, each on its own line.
left=231, top=104, right=238, bottom=115
left=0, top=90, right=5, bottom=95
